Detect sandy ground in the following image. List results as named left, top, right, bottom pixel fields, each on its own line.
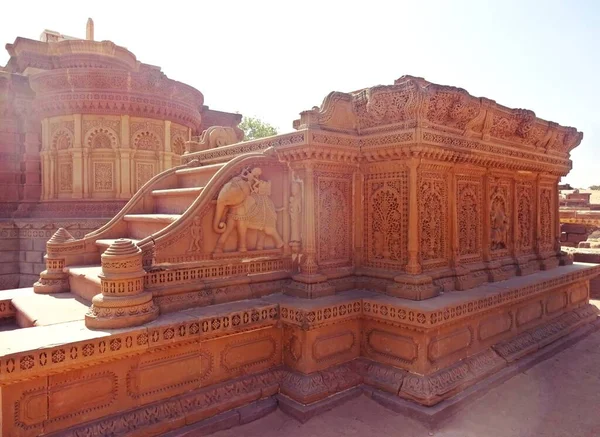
left=213, top=324, right=600, bottom=437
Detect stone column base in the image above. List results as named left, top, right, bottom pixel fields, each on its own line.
left=33, top=272, right=69, bottom=294
left=85, top=292, right=159, bottom=329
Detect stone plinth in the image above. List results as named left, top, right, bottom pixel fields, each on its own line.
left=85, top=239, right=158, bottom=329
left=32, top=228, right=73, bottom=294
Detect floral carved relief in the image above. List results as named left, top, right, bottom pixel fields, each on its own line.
left=516, top=181, right=535, bottom=253
left=59, top=163, right=73, bottom=192
left=539, top=187, right=553, bottom=251
left=489, top=179, right=511, bottom=255
left=419, top=171, right=448, bottom=269
left=365, top=172, right=408, bottom=270
left=94, top=162, right=113, bottom=191
left=136, top=163, right=154, bottom=191
left=457, top=178, right=483, bottom=262
left=317, top=174, right=352, bottom=265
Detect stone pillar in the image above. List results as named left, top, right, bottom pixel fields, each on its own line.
left=387, top=157, right=437, bottom=300
left=119, top=115, right=132, bottom=199
left=72, top=114, right=83, bottom=198
left=86, top=239, right=158, bottom=329
left=286, top=164, right=333, bottom=298
left=406, top=157, right=421, bottom=274
left=163, top=120, right=173, bottom=170
left=41, top=119, right=49, bottom=200
left=22, top=118, right=42, bottom=201
left=33, top=228, right=73, bottom=294
left=82, top=149, right=90, bottom=198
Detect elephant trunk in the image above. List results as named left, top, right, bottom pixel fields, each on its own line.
left=213, top=202, right=227, bottom=234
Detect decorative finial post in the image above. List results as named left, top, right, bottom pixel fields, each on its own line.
left=33, top=228, right=73, bottom=294
left=85, top=239, right=158, bottom=329
left=86, top=18, right=94, bottom=41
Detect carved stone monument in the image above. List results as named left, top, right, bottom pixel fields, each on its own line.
left=0, top=75, right=597, bottom=437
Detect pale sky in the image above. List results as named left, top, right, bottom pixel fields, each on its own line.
left=1, top=0, right=598, bottom=188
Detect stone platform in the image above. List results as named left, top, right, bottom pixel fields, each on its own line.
left=0, top=263, right=598, bottom=436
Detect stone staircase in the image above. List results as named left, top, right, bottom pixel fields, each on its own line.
left=10, top=162, right=227, bottom=328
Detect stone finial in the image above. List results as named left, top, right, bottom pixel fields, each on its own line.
left=47, top=227, right=74, bottom=244
left=85, top=239, right=158, bottom=329
left=33, top=228, right=72, bottom=294
left=86, top=18, right=94, bottom=41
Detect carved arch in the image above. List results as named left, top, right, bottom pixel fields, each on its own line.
left=85, top=127, right=119, bottom=149
left=51, top=129, right=73, bottom=150
left=133, top=130, right=161, bottom=151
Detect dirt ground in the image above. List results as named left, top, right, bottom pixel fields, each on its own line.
left=213, top=319, right=600, bottom=437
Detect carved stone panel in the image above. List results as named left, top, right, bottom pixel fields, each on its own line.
left=364, top=171, right=408, bottom=270
left=135, top=162, right=154, bottom=191
left=418, top=169, right=448, bottom=269
left=93, top=162, right=114, bottom=192
left=516, top=181, right=535, bottom=254
left=456, top=176, right=483, bottom=263
left=489, top=177, right=512, bottom=258
left=59, top=163, right=73, bottom=192
left=316, top=172, right=352, bottom=266
left=539, top=186, right=554, bottom=252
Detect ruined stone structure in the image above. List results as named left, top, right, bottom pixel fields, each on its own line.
left=0, top=20, right=242, bottom=289
left=0, top=75, right=598, bottom=436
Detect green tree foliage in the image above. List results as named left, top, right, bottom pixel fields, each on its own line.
left=239, top=117, right=278, bottom=141
left=589, top=185, right=600, bottom=190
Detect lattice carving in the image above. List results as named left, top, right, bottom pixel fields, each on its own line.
left=317, top=174, right=352, bottom=265
left=419, top=170, right=448, bottom=268
left=94, top=162, right=113, bottom=191
left=136, top=163, right=154, bottom=191
left=489, top=178, right=512, bottom=257
left=58, top=163, right=72, bottom=192
left=516, top=181, right=535, bottom=253
left=457, top=178, right=482, bottom=262
left=365, top=172, right=408, bottom=269
left=539, top=187, right=554, bottom=251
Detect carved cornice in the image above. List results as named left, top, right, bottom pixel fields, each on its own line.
left=293, top=75, right=582, bottom=159
left=27, top=69, right=203, bottom=129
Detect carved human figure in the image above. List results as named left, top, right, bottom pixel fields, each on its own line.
left=187, top=216, right=202, bottom=252
left=490, top=203, right=509, bottom=250
left=213, top=167, right=285, bottom=253
left=289, top=181, right=302, bottom=243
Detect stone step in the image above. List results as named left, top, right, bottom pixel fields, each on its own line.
left=67, top=265, right=102, bottom=301
left=95, top=238, right=141, bottom=254
left=151, top=186, right=205, bottom=214
left=123, top=214, right=181, bottom=240
left=175, top=163, right=224, bottom=188
left=11, top=292, right=90, bottom=328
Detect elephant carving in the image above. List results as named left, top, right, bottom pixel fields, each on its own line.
left=213, top=167, right=284, bottom=253
left=186, top=126, right=244, bottom=153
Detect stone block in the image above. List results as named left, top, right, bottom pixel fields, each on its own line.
left=561, top=223, right=587, bottom=234
left=238, top=397, right=277, bottom=424
left=33, top=239, right=49, bottom=251
left=17, top=262, right=34, bottom=274
left=0, top=273, right=19, bottom=290
left=25, top=251, right=43, bottom=263
left=0, top=239, right=19, bottom=251
left=19, top=238, right=33, bottom=251
left=0, top=263, right=19, bottom=275
left=0, top=251, right=18, bottom=263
